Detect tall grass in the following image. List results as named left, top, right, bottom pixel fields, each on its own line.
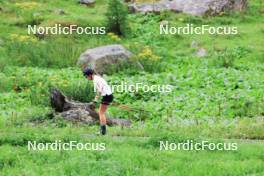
left=4, top=38, right=82, bottom=68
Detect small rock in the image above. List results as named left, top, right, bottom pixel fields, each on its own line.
left=61, top=109, right=96, bottom=124
left=33, top=12, right=42, bottom=18
left=79, top=0, right=96, bottom=5
left=196, top=48, right=207, bottom=57
left=190, top=40, right=199, bottom=48
left=160, top=20, right=169, bottom=27
left=54, top=9, right=65, bottom=15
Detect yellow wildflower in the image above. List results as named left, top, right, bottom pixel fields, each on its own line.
left=107, top=32, right=121, bottom=42
left=107, top=32, right=115, bottom=36
left=10, top=34, right=37, bottom=43
left=11, top=34, right=19, bottom=40
left=178, top=18, right=184, bottom=22
left=15, top=2, right=41, bottom=9
left=137, top=46, right=161, bottom=62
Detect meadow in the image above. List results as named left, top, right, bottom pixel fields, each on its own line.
left=0, top=0, right=264, bottom=175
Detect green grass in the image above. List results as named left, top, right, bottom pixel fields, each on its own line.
left=0, top=125, right=263, bottom=176
left=0, top=0, right=264, bottom=175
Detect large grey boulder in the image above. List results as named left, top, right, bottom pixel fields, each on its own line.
left=232, top=0, right=248, bottom=11
left=129, top=1, right=171, bottom=13
left=77, top=44, right=133, bottom=74
left=128, top=0, right=247, bottom=16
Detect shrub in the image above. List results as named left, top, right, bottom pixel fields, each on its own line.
left=15, top=12, right=44, bottom=27
left=29, top=77, right=95, bottom=106
left=130, top=45, right=165, bottom=73
left=105, top=0, right=129, bottom=36
left=214, top=47, right=248, bottom=68
left=132, top=46, right=162, bottom=72
left=0, top=73, right=13, bottom=93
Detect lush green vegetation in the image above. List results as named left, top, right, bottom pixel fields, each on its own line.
left=0, top=0, right=264, bottom=175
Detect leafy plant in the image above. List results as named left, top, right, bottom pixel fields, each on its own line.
left=131, top=46, right=164, bottom=73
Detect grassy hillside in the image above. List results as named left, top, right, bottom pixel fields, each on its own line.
left=0, top=0, right=264, bottom=175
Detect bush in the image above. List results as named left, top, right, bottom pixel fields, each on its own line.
left=28, top=76, right=95, bottom=106
left=214, top=47, right=249, bottom=68
left=105, top=0, right=129, bottom=36
left=2, top=67, right=95, bottom=106
left=15, top=11, right=44, bottom=27
left=0, top=73, right=13, bottom=93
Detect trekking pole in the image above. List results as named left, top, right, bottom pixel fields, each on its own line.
left=111, top=102, right=151, bottom=113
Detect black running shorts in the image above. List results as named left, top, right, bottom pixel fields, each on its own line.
left=101, top=94, right=114, bottom=105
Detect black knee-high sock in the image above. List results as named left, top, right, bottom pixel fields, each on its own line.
left=100, top=125, right=106, bottom=135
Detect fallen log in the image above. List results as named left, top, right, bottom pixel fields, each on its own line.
left=50, top=88, right=132, bottom=127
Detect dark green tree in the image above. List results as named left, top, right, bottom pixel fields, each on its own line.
left=106, top=0, right=129, bottom=36
left=260, top=0, right=264, bottom=13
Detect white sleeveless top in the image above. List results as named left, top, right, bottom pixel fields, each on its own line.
left=93, top=75, right=112, bottom=96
